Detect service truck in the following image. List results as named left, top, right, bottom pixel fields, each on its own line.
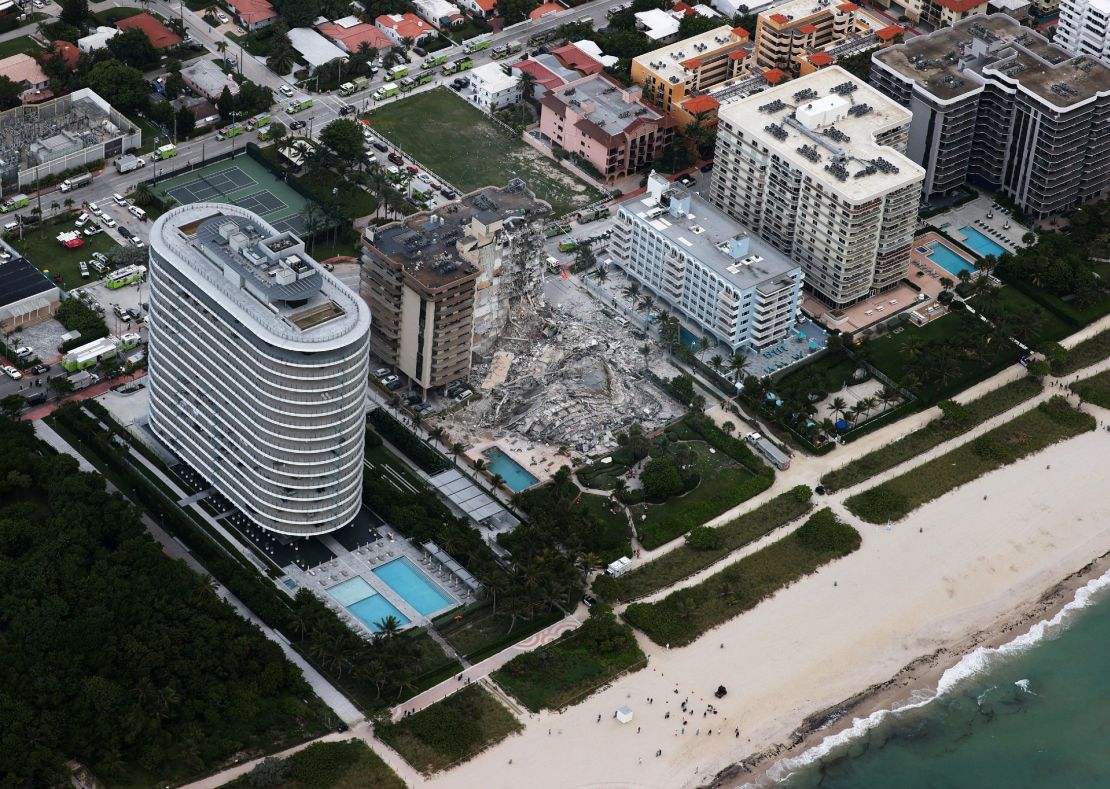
left=464, top=37, right=489, bottom=53
left=0, top=193, right=28, bottom=212
left=491, top=42, right=522, bottom=60
left=59, top=172, right=92, bottom=192
left=62, top=337, right=120, bottom=372
left=286, top=97, right=313, bottom=113
left=246, top=111, right=271, bottom=130
left=152, top=143, right=178, bottom=161
left=216, top=122, right=244, bottom=140
left=455, top=56, right=475, bottom=71
left=339, top=76, right=370, bottom=95
left=373, top=82, right=399, bottom=100
left=104, top=264, right=147, bottom=290
left=422, top=53, right=448, bottom=69
left=399, top=77, right=417, bottom=92
left=114, top=154, right=146, bottom=174
left=65, top=370, right=100, bottom=390
left=388, top=64, right=409, bottom=80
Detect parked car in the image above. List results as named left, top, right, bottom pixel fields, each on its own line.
left=87, top=201, right=103, bottom=216
left=700, top=162, right=714, bottom=173
left=112, top=193, right=127, bottom=206
left=30, top=364, right=49, bottom=375
left=381, top=374, right=398, bottom=385
left=373, top=141, right=388, bottom=152
left=279, top=84, right=294, bottom=97
left=130, top=236, right=146, bottom=249
left=442, top=189, right=457, bottom=200
left=74, top=212, right=89, bottom=227
left=101, top=216, right=117, bottom=228
left=118, top=227, right=134, bottom=242
left=216, top=11, right=229, bottom=23
left=83, top=224, right=101, bottom=236
left=387, top=152, right=403, bottom=166
left=92, top=251, right=108, bottom=263
left=79, top=261, right=89, bottom=277
left=289, top=119, right=306, bottom=130
left=678, top=175, right=696, bottom=187
left=3, top=365, right=22, bottom=380
left=413, top=46, right=427, bottom=57
left=373, top=367, right=391, bottom=377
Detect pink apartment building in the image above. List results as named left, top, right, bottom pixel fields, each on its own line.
left=539, top=73, right=675, bottom=183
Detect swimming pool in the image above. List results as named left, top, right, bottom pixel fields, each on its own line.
left=328, top=576, right=411, bottom=631
left=928, top=242, right=977, bottom=276
left=959, top=226, right=1007, bottom=258
left=373, top=557, right=455, bottom=617
left=486, top=447, right=539, bottom=492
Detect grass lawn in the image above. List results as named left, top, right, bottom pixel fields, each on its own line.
left=95, top=6, right=142, bottom=22
left=366, top=88, right=604, bottom=216
left=631, top=441, right=771, bottom=550
left=608, top=486, right=813, bottom=602
left=845, top=397, right=1094, bottom=523
left=226, top=740, right=405, bottom=789
left=126, top=113, right=168, bottom=154
left=1073, top=369, right=1110, bottom=408
left=0, top=36, right=40, bottom=60
left=365, top=441, right=426, bottom=492
left=820, top=377, right=1044, bottom=492
left=624, top=509, right=861, bottom=647
left=493, top=606, right=645, bottom=711
left=1055, top=328, right=1110, bottom=375
left=8, top=216, right=121, bottom=291
left=576, top=491, right=631, bottom=564
left=376, top=684, right=521, bottom=775
left=436, top=604, right=563, bottom=662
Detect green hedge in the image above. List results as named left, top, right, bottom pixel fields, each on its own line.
left=493, top=606, right=645, bottom=711
left=56, top=297, right=109, bottom=352
left=820, top=377, right=1043, bottom=492
left=367, top=408, right=450, bottom=474
left=845, top=397, right=1094, bottom=523
left=624, top=508, right=861, bottom=647
left=681, top=411, right=770, bottom=475
left=227, top=740, right=406, bottom=789
left=606, top=485, right=813, bottom=602
left=1072, top=369, right=1110, bottom=408
left=1053, top=328, right=1110, bottom=376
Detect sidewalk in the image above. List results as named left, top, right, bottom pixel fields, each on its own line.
left=391, top=613, right=581, bottom=721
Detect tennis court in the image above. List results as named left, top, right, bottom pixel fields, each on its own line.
left=155, top=155, right=314, bottom=235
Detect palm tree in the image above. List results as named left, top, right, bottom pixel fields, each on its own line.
left=428, top=425, right=445, bottom=446
left=474, top=458, right=486, bottom=472
left=721, top=420, right=735, bottom=436
left=727, top=350, right=747, bottom=382
left=903, top=336, right=926, bottom=363
left=215, top=40, right=227, bottom=56
left=490, top=473, right=505, bottom=490
left=517, top=69, right=537, bottom=103
left=709, top=354, right=724, bottom=374
left=267, top=44, right=296, bottom=75
left=636, top=294, right=655, bottom=315
left=451, top=441, right=465, bottom=462
left=591, top=264, right=609, bottom=284
left=826, top=396, right=848, bottom=421
left=858, top=396, right=878, bottom=419
left=49, top=200, right=59, bottom=216
left=697, top=335, right=711, bottom=359
left=621, top=281, right=640, bottom=301
left=877, top=385, right=900, bottom=411
left=63, top=197, right=74, bottom=211
left=375, top=615, right=403, bottom=639
left=957, top=269, right=972, bottom=289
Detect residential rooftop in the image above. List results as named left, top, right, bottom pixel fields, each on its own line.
left=760, top=0, right=863, bottom=24
left=365, top=181, right=550, bottom=290
left=546, top=74, right=666, bottom=136
left=719, top=65, right=924, bottom=201
left=151, top=203, right=369, bottom=351
left=874, top=14, right=1110, bottom=107
left=628, top=174, right=799, bottom=292
left=633, top=25, right=751, bottom=87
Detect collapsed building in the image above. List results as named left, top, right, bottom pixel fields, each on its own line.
left=360, top=180, right=549, bottom=393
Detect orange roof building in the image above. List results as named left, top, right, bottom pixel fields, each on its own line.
left=318, top=19, right=393, bottom=53
left=898, top=0, right=986, bottom=25
left=48, top=40, right=80, bottom=70
left=551, top=42, right=605, bottom=75
left=529, top=3, right=564, bottom=20
left=115, top=13, right=182, bottom=49
left=226, top=0, right=278, bottom=30
left=630, top=24, right=751, bottom=127
left=754, top=0, right=888, bottom=72
left=375, top=12, right=435, bottom=43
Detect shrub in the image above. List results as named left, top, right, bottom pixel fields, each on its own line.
left=365, top=427, right=383, bottom=448
left=366, top=408, right=449, bottom=474
left=55, top=297, right=109, bottom=351
left=685, top=525, right=721, bottom=551
left=624, top=508, right=860, bottom=646
left=641, top=456, right=683, bottom=500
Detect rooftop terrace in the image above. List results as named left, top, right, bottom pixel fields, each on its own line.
left=152, top=203, right=369, bottom=351
left=720, top=65, right=924, bottom=201
left=874, top=14, right=1110, bottom=107
left=633, top=25, right=750, bottom=88
left=549, top=74, right=665, bottom=136
left=366, top=180, right=550, bottom=290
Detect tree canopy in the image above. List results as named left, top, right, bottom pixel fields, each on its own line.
left=0, top=415, right=325, bottom=786
left=85, top=60, right=149, bottom=114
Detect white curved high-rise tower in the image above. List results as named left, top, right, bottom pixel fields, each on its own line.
left=147, top=203, right=371, bottom=536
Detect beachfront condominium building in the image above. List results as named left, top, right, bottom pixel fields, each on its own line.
left=539, top=74, right=675, bottom=181
left=710, top=66, right=924, bottom=308
left=146, top=204, right=371, bottom=536
left=360, top=181, right=549, bottom=392
left=630, top=25, right=752, bottom=126
left=871, top=15, right=1110, bottom=221
left=753, top=0, right=893, bottom=73
left=612, top=172, right=803, bottom=351
left=1057, top=0, right=1110, bottom=60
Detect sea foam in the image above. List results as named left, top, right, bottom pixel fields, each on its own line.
left=754, top=566, right=1110, bottom=787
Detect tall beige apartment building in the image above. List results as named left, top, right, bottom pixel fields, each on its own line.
left=709, top=66, right=925, bottom=308
left=360, top=181, right=549, bottom=392
left=754, top=0, right=893, bottom=73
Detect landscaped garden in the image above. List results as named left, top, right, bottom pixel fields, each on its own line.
left=365, top=88, right=604, bottom=216
left=845, top=396, right=1095, bottom=523
left=229, top=740, right=405, bottom=789
left=1053, top=327, right=1110, bottom=376
left=493, top=606, right=645, bottom=711
left=375, top=685, right=522, bottom=774
left=598, top=486, right=814, bottom=602
left=1072, top=368, right=1110, bottom=408
left=436, top=604, right=563, bottom=662
left=820, top=376, right=1044, bottom=492
left=623, top=508, right=861, bottom=647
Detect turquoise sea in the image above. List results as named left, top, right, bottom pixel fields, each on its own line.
left=770, top=571, right=1110, bottom=788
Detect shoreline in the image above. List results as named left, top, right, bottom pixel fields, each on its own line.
left=712, top=550, right=1110, bottom=788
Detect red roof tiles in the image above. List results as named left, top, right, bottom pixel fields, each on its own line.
left=115, top=12, right=182, bottom=49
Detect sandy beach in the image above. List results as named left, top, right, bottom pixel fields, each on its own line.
left=410, top=425, right=1110, bottom=789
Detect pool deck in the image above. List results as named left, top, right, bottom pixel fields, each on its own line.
left=910, top=231, right=975, bottom=290
left=281, top=526, right=470, bottom=634
left=925, top=194, right=1030, bottom=252
left=804, top=279, right=923, bottom=336
left=468, top=438, right=567, bottom=486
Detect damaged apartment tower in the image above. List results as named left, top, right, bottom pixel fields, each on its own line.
left=360, top=179, right=550, bottom=394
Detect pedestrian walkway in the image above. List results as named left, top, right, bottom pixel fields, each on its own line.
left=391, top=614, right=581, bottom=721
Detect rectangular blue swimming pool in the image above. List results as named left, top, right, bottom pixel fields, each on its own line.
left=373, top=557, right=455, bottom=617
left=959, top=226, right=1007, bottom=258
left=928, top=242, right=977, bottom=276
left=327, top=576, right=411, bottom=631
left=486, top=447, right=539, bottom=492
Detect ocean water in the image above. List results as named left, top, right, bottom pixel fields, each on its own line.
left=773, top=570, right=1110, bottom=789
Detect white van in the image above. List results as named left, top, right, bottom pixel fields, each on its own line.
left=128, top=205, right=147, bottom=221
left=74, top=212, right=90, bottom=227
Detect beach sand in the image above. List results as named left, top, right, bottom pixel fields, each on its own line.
left=413, top=427, right=1110, bottom=789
